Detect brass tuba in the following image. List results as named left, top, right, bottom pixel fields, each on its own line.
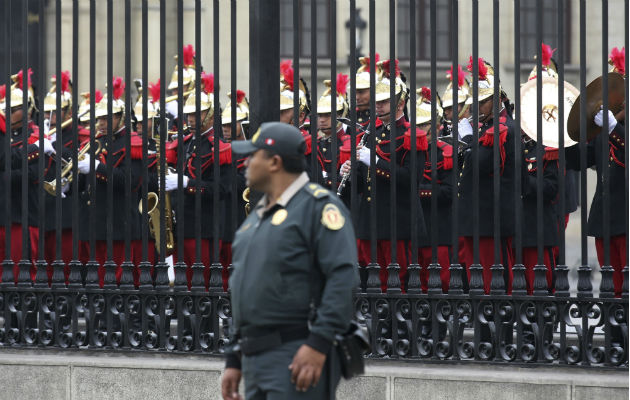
left=138, top=137, right=176, bottom=256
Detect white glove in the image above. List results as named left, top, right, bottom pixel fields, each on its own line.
left=60, top=182, right=70, bottom=198
left=164, top=174, right=189, bottom=191
left=457, top=118, right=473, bottom=139
left=358, top=147, right=371, bottom=167
left=35, top=137, right=56, bottom=155
left=594, top=108, right=617, bottom=134
left=165, top=101, right=179, bottom=119
left=339, top=160, right=351, bottom=177
left=77, top=154, right=100, bottom=174
left=321, top=170, right=328, bottom=180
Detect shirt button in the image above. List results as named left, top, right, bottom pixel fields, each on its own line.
left=367, top=186, right=371, bottom=191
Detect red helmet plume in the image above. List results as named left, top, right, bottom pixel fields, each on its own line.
left=446, top=65, right=467, bottom=88
left=148, top=79, right=161, bottom=104
left=420, top=87, right=431, bottom=102
left=235, top=89, right=246, bottom=104
left=541, top=43, right=556, bottom=67
left=112, top=76, right=125, bottom=100
left=336, top=73, right=349, bottom=97
left=609, top=47, right=626, bottom=75
left=16, top=68, right=33, bottom=90
left=381, top=59, right=400, bottom=78
left=467, top=56, right=488, bottom=81
left=183, top=44, right=195, bottom=67
left=94, top=90, right=104, bottom=104
left=280, top=59, right=295, bottom=91
left=201, top=72, right=214, bottom=94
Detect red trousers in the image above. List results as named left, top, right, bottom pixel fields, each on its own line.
left=44, top=229, right=73, bottom=283
left=173, top=238, right=218, bottom=289
left=522, top=247, right=556, bottom=295
left=0, top=224, right=38, bottom=283
left=78, top=240, right=126, bottom=287
left=460, top=236, right=514, bottom=294
left=418, top=246, right=451, bottom=293
left=595, top=235, right=627, bottom=298
left=357, top=239, right=409, bottom=293
left=219, top=242, right=233, bottom=291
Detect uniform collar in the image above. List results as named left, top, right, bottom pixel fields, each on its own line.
left=254, top=172, right=309, bottom=218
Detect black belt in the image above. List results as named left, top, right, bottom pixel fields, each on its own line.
left=239, top=324, right=310, bottom=356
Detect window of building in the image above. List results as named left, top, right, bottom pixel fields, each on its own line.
left=519, top=0, right=571, bottom=63
left=397, top=0, right=453, bottom=61
left=279, top=0, right=331, bottom=59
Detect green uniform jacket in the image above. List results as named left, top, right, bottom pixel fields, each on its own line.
left=228, top=173, right=359, bottom=368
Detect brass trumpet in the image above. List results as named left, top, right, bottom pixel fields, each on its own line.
left=43, top=140, right=103, bottom=196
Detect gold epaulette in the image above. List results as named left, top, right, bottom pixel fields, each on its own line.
left=304, top=183, right=331, bottom=199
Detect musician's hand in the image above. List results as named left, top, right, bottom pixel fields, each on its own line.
left=77, top=154, right=98, bottom=174
left=457, top=118, right=473, bottom=139
left=340, top=160, right=351, bottom=176
left=163, top=174, right=188, bottom=191
left=358, top=146, right=371, bottom=167
left=594, top=107, right=617, bottom=134
left=34, top=137, right=56, bottom=155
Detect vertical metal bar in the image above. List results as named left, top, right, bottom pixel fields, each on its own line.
left=175, top=0, right=185, bottom=277
left=159, top=0, right=166, bottom=262
left=472, top=0, right=480, bottom=267
left=349, top=0, right=358, bottom=221
left=410, top=0, right=418, bottom=270
left=601, top=0, right=610, bottom=267
left=310, top=0, right=318, bottom=182
left=555, top=0, right=568, bottom=296
left=106, top=0, right=113, bottom=264
left=124, top=0, right=132, bottom=263
left=577, top=0, right=592, bottom=297
left=213, top=0, right=220, bottom=266
left=625, top=0, right=629, bottom=288
left=89, top=0, right=96, bottom=264
left=293, top=0, right=300, bottom=128
left=2, top=0, right=13, bottom=284
left=536, top=0, right=544, bottom=266
left=368, top=0, right=377, bottom=268
left=20, top=0, right=29, bottom=267
left=71, top=0, right=79, bottom=265
left=492, top=0, right=501, bottom=266
left=52, top=0, right=63, bottom=285
left=36, top=0, right=46, bottom=278
left=230, top=0, right=237, bottom=272
left=388, top=0, right=398, bottom=271
left=429, top=0, right=437, bottom=265
left=155, top=0, right=167, bottom=289
left=513, top=0, right=523, bottom=268
left=451, top=0, right=460, bottom=266
left=141, top=0, right=149, bottom=264
left=331, top=0, right=338, bottom=190
left=330, top=0, right=338, bottom=190
left=194, top=0, right=202, bottom=264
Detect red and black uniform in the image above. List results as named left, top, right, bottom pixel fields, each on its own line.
left=342, top=116, right=428, bottom=292
left=173, top=127, right=233, bottom=288
left=300, top=128, right=325, bottom=183
left=165, top=129, right=193, bottom=168
left=417, top=140, right=454, bottom=293
left=0, top=119, right=43, bottom=282
left=42, top=125, right=76, bottom=281
left=77, top=127, right=144, bottom=286
left=566, top=122, right=627, bottom=297
left=356, top=108, right=370, bottom=127
left=458, top=112, right=516, bottom=294
left=316, top=126, right=349, bottom=189
left=520, top=140, right=559, bottom=294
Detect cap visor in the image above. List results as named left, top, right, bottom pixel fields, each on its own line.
left=231, top=140, right=258, bottom=155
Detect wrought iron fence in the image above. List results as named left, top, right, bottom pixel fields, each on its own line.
left=0, top=0, right=628, bottom=368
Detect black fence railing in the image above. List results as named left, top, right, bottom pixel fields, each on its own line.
left=0, top=0, right=628, bottom=368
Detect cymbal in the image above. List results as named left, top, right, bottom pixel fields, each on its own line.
left=567, top=72, right=625, bottom=142
left=520, top=76, right=580, bottom=148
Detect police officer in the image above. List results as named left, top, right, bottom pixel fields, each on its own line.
left=222, top=122, right=358, bottom=400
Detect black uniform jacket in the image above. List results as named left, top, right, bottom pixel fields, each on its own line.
left=520, top=140, right=559, bottom=247
left=458, top=111, right=516, bottom=237
left=419, top=140, right=454, bottom=247
left=566, top=122, right=626, bottom=237
left=343, top=116, right=428, bottom=241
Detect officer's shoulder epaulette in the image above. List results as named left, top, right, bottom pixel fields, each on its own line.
left=304, top=182, right=333, bottom=200
left=130, top=134, right=144, bottom=160
left=218, top=140, right=232, bottom=165
left=403, top=126, right=428, bottom=151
